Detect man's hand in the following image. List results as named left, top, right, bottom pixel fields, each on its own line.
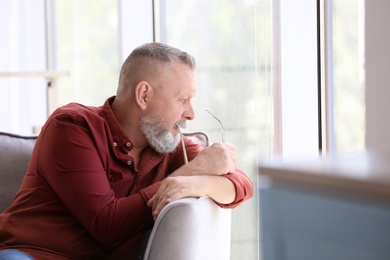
left=147, top=142, right=238, bottom=220
left=172, top=142, right=238, bottom=177
left=147, top=175, right=206, bottom=220
left=147, top=175, right=236, bottom=220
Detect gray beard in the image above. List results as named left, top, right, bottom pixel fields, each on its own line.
left=140, top=115, right=186, bottom=154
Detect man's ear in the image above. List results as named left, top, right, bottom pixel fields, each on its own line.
left=135, top=81, right=152, bottom=110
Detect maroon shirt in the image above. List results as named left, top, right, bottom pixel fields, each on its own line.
left=0, top=96, right=253, bottom=259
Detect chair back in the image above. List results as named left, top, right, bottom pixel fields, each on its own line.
left=143, top=131, right=232, bottom=260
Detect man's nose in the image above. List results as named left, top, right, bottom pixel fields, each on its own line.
left=183, top=101, right=195, bottom=120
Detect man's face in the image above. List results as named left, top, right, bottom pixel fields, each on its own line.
left=141, top=62, right=196, bottom=153
left=140, top=115, right=186, bottom=153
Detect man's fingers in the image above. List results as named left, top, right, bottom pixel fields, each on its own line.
left=149, top=178, right=177, bottom=219
left=149, top=176, right=199, bottom=220
left=147, top=196, right=154, bottom=207
left=152, top=196, right=173, bottom=220
left=152, top=188, right=183, bottom=220
left=223, top=142, right=236, bottom=151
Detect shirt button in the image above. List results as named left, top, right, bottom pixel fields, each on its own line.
left=126, top=142, right=131, bottom=147
left=127, top=160, right=132, bottom=165
left=113, top=142, right=118, bottom=147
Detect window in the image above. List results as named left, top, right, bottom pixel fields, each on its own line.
left=0, top=0, right=47, bottom=135
left=0, top=0, right=154, bottom=135
left=330, top=0, right=365, bottom=154
left=276, top=0, right=319, bottom=159
left=155, top=0, right=273, bottom=258
left=52, top=0, right=154, bottom=108
left=156, top=0, right=366, bottom=259
left=53, top=0, right=120, bottom=107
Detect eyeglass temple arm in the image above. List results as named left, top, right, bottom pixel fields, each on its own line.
left=205, top=110, right=225, bottom=143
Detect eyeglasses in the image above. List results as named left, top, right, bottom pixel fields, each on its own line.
left=177, top=127, right=189, bottom=164
left=178, top=109, right=225, bottom=165
left=206, top=110, right=225, bottom=143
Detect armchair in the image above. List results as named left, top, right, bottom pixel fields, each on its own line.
left=143, top=196, right=231, bottom=260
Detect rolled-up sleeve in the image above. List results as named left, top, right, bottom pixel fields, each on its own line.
left=179, top=137, right=254, bottom=208
left=217, top=169, right=254, bottom=208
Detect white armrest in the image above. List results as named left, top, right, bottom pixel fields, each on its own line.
left=143, top=196, right=231, bottom=260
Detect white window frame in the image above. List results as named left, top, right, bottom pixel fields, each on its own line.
left=274, top=0, right=320, bottom=159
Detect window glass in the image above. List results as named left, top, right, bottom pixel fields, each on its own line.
left=157, top=0, right=273, bottom=258
left=0, top=0, right=47, bottom=135
left=53, top=0, right=119, bottom=107
left=332, top=0, right=365, bottom=154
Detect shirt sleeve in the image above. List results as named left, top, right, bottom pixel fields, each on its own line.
left=178, top=136, right=254, bottom=208
left=216, top=168, right=254, bottom=209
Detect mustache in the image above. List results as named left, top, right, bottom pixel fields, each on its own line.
left=175, top=120, right=187, bottom=129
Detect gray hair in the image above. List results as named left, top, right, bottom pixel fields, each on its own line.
left=118, top=42, right=196, bottom=94
left=129, top=42, right=195, bottom=68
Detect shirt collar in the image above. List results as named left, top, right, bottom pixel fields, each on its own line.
left=99, top=96, right=131, bottom=150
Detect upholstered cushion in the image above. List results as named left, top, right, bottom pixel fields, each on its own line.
left=143, top=197, right=231, bottom=260
left=0, top=132, right=37, bottom=212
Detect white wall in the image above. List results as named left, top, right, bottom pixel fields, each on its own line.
left=365, top=0, right=390, bottom=153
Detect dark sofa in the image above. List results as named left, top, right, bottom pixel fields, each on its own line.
left=0, top=132, right=37, bottom=212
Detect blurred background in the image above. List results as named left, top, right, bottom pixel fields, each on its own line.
left=0, top=0, right=365, bottom=259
